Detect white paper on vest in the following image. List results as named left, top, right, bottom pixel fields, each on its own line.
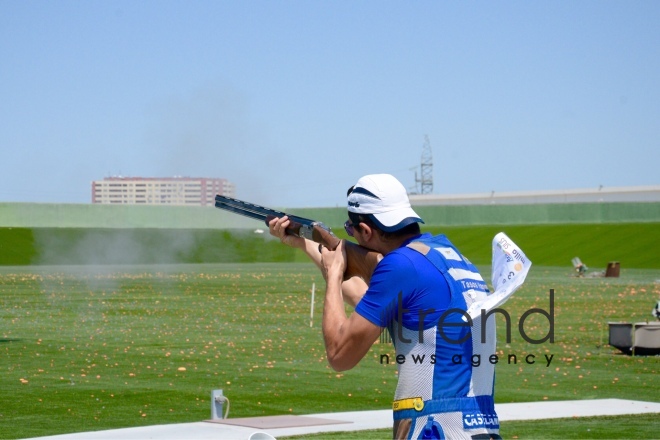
left=465, top=232, right=532, bottom=320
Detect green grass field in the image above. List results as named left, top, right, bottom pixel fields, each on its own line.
left=1, top=259, right=659, bottom=439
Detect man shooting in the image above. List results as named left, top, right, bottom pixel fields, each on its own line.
left=270, top=174, right=500, bottom=440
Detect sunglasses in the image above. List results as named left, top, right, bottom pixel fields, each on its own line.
left=344, top=220, right=358, bottom=237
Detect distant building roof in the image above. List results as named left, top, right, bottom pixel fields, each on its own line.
left=409, top=185, right=660, bottom=206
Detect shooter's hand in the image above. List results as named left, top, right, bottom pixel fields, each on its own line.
left=321, top=239, right=346, bottom=282
left=268, top=215, right=305, bottom=249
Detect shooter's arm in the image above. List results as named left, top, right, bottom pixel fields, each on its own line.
left=268, top=216, right=371, bottom=306
left=215, top=195, right=382, bottom=283
left=268, top=214, right=382, bottom=283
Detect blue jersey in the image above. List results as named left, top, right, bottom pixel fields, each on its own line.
left=355, top=233, right=499, bottom=439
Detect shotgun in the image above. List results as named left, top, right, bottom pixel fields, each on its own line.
left=214, top=195, right=382, bottom=283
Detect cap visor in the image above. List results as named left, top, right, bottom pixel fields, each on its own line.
left=369, top=207, right=424, bottom=232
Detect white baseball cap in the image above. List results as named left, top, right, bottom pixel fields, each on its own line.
left=347, top=174, right=424, bottom=232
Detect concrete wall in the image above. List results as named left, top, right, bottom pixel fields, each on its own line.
left=0, top=203, right=249, bottom=229
left=410, top=185, right=660, bottom=205
left=412, top=202, right=660, bottom=226
left=2, top=201, right=658, bottom=229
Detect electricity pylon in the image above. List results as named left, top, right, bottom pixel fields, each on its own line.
left=413, top=135, right=433, bottom=194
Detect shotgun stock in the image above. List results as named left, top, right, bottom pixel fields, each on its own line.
left=215, top=195, right=382, bottom=283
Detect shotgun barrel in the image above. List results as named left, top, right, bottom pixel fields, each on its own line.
left=214, top=195, right=381, bottom=282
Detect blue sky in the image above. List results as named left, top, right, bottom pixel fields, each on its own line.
left=1, top=1, right=659, bottom=208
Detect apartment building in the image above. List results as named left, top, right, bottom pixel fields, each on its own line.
left=91, top=177, right=235, bottom=206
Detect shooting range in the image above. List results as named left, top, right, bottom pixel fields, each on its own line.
left=2, top=2, right=660, bottom=439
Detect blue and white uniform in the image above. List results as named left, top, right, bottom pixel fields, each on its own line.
left=355, top=233, right=500, bottom=439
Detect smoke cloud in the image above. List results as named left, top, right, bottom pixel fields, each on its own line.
left=142, top=83, right=280, bottom=205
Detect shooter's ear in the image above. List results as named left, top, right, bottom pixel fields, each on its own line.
left=357, top=222, right=375, bottom=240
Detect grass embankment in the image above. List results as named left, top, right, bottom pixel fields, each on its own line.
left=0, top=228, right=297, bottom=266
left=1, top=222, right=659, bottom=268
left=1, top=264, right=659, bottom=438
